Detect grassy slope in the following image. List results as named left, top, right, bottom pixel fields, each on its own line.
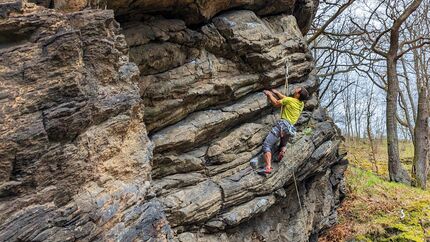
left=320, top=139, right=430, bottom=242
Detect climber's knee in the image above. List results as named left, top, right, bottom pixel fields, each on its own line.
left=262, top=131, right=278, bottom=153
left=262, top=142, right=272, bottom=153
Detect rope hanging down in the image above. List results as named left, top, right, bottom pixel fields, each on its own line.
left=280, top=61, right=289, bottom=117
left=284, top=61, right=289, bottom=94
left=293, top=170, right=303, bottom=212
left=264, top=59, right=302, bottom=213
left=282, top=60, right=303, bottom=213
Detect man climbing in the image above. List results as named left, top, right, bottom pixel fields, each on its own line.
left=259, top=87, right=309, bottom=174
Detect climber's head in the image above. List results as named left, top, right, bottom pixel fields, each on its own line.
left=293, top=87, right=309, bottom=101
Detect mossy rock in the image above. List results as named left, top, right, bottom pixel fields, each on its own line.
left=302, top=127, right=313, bottom=136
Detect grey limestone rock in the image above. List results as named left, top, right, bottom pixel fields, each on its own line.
left=0, top=1, right=347, bottom=242
left=0, top=6, right=172, bottom=242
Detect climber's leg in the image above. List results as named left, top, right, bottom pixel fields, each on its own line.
left=277, top=121, right=296, bottom=162
left=277, top=131, right=288, bottom=161
left=261, top=123, right=281, bottom=173
left=263, top=152, right=273, bottom=174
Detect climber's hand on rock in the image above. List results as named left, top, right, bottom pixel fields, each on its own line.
left=263, top=90, right=272, bottom=96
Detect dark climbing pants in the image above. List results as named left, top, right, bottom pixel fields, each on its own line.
left=262, top=119, right=296, bottom=153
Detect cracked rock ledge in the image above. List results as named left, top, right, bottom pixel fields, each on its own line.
left=0, top=0, right=347, bottom=241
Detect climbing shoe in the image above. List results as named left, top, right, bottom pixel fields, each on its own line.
left=257, top=167, right=272, bottom=176
left=264, top=167, right=273, bottom=174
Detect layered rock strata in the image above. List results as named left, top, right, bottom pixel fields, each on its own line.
left=0, top=3, right=171, bottom=241
left=0, top=1, right=347, bottom=241
left=28, top=0, right=319, bottom=31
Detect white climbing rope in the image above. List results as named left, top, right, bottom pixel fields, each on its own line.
left=264, top=59, right=303, bottom=213
left=280, top=60, right=289, bottom=119
left=284, top=61, right=289, bottom=94
left=283, top=59, right=303, bottom=213
left=293, top=170, right=303, bottom=212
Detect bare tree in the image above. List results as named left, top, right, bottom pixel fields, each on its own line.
left=397, top=58, right=415, bottom=142
left=410, top=3, right=430, bottom=188
left=352, top=0, right=425, bottom=184
left=366, top=84, right=378, bottom=173
left=312, top=0, right=430, bottom=187
left=307, top=0, right=356, bottom=44
left=412, top=74, right=429, bottom=188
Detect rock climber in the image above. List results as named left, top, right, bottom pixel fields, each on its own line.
left=259, top=87, right=309, bottom=174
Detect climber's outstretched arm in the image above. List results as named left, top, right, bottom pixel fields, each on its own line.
left=263, top=90, right=281, bottom=108
left=271, top=89, right=287, bottom=99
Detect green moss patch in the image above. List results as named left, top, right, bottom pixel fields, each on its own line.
left=320, top=140, right=430, bottom=242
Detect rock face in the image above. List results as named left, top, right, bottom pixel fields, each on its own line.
left=0, top=1, right=347, bottom=242
left=0, top=3, right=171, bottom=241
left=29, top=0, right=319, bottom=31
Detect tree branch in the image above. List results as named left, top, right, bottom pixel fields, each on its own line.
left=397, top=41, right=430, bottom=59
left=371, top=28, right=390, bottom=57
left=307, top=0, right=356, bottom=44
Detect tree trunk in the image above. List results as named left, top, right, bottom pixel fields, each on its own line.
left=386, top=58, right=411, bottom=184
left=412, top=71, right=429, bottom=189
left=366, top=87, right=378, bottom=174
left=354, top=83, right=359, bottom=141
left=399, top=89, right=415, bottom=142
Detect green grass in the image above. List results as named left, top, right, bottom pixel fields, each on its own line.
left=321, top=139, right=430, bottom=242
left=345, top=139, right=415, bottom=179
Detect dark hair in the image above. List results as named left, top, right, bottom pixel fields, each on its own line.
left=298, top=87, right=309, bottom=101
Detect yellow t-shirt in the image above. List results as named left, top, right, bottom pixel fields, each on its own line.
left=280, top=97, right=304, bottom=125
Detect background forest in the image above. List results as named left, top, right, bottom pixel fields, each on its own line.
left=310, top=0, right=430, bottom=240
